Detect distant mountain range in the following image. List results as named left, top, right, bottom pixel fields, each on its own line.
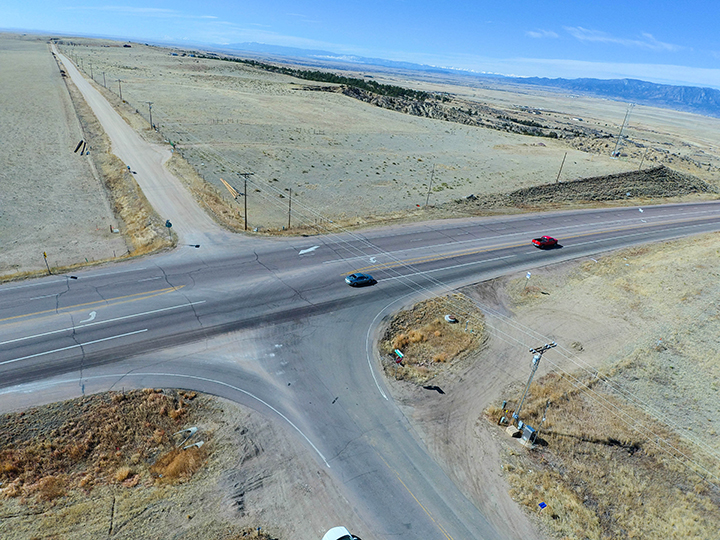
left=221, top=42, right=450, bottom=72
left=504, top=77, right=720, bottom=118
left=222, top=42, right=720, bottom=118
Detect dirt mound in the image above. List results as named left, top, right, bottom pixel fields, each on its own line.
left=455, top=165, right=715, bottom=210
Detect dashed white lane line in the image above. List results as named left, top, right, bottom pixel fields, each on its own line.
left=298, top=246, right=319, bottom=255
left=0, top=329, right=148, bottom=366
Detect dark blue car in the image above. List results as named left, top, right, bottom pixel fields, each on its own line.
left=345, top=273, right=376, bottom=287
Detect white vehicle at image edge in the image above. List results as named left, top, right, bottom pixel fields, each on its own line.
left=322, top=526, right=358, bottom=540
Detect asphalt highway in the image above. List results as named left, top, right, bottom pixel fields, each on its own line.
left=4, top=47, right=720, bottom=539
left=4, top=202, right=720, bottom=538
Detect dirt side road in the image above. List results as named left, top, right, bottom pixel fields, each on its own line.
left=53, top=44, right=230, bottom=248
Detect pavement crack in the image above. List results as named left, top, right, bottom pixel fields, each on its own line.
left=68, top=318, right=87, bottom=395
left=53, top=276, right=73, bottom=313
left=253, top=250, right=314, bottom=306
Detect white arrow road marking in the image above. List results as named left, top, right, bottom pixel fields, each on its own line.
left=369, top=257, right=377, bottom=263
left=79, top=311, right=96, bottom=323
left=298, top=246, right=319, bottom=255
left=0, top=329, right=148, bottom=366
left=0, top=301, right=204, bottom=347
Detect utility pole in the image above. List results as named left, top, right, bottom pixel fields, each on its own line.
left=146, top=102, right=153, bottom=129
left=612, top=103, right=635, bottom=157
left=638, top=147, right=648, bottom=170
left=237, top=172, right=254, bottom=231
left=287, top=188, right=292, bottom=230
left=117, top=79, right=123, bottom=101
left=555, top=152, right=567, bottom=183
left=512, top=342, right=557, bottom=427
left=102, top=71, right=106, bottom=87
left=425, top=164, right=435, bottom=207
left=89, top=62, right=93, bottom=81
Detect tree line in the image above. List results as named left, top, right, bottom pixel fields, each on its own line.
left=198, top=54, right=430, bottom=101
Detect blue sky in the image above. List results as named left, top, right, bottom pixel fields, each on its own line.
left=5, top=1, right=720, bottom=88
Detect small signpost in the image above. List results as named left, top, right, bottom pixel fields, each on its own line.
left=43, top=251, right=51, bottom=275
left=394, top=349, right=404, bottom=363
left=165, top=219, right=172, bottom=239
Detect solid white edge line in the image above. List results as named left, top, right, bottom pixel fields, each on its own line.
left=0, top=372, right=330, bottom=468
left=365, top=291, right=421, bottom=401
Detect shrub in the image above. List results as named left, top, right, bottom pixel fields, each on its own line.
left=114, top=466, right=132, bottom=482
left=392, top=334, right=409, bottom=349
left=36, top=476, right=66, bottom=501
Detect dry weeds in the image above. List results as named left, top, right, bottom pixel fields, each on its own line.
left=488, top=372, right=720, bottom=539
left=150, top=446, right=205, bottom=483
left=481, top=234, right=720, bottom=539
left=0, top=388, right=297, bottom=540
left=379, top=293, right=486, bottom=383
left=0, top=389, right=203, bottom=501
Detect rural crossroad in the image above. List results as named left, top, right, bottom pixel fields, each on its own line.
left=3, top=47, right=720, bottom=539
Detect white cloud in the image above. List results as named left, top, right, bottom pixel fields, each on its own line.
left=384, top=49, right=720, bottom=88
left=565, top=26, right=684, bottom=52
left=526, top=29, right=559, bottom=39
left=61, top=6, right=217, bottom=20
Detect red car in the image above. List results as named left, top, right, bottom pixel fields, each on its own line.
left=532, top=236, right=558, bottom=249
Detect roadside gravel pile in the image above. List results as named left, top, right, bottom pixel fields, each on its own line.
left=455, top=165, right=715, bottom=209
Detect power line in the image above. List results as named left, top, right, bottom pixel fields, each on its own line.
left=117, top=91, right=720, bottom=485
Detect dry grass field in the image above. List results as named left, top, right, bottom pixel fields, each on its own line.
left=3, top=30, right=720, bottom=539
left=480, top=236, right=720, bottom=538
left=4, top=32, right=720, bottom=275
left=54, top=37, right=720, bottom=233
left=0, top=35, right=130, bottom=278
left=0, top=389, right=357, bottom=540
